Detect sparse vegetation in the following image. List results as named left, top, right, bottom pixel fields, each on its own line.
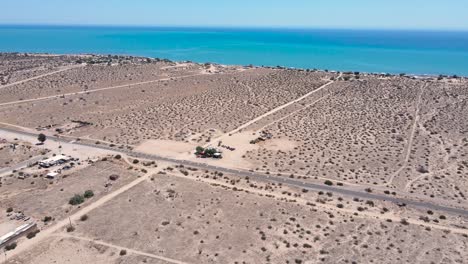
left=69, top=194, right=85, bottom=205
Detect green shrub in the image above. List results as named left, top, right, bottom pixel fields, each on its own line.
left=69, top=194, right=85, bottom=205
left=5, top=242, right=17, bottom=251
left=26, top=230, right=40, bottom=239
left=84, top=190, right=94, bottom=199
left=324, top=180, right=333, bottom=186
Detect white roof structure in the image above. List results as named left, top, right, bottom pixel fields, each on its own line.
left=0, top=223, right=36, bottom=246
left=40, top=155, right=70, bottom=164
left=46, top=172, right=59, bottom=178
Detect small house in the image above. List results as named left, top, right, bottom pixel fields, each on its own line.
left=46, top=172, right=59, bottom=179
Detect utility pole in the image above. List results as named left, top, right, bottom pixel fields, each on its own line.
left=57, top=135, right=62, bottom=155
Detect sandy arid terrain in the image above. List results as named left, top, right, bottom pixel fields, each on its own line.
left=0, top=53, right=467, bottom=264
left=0, top=140, right=44, bottom=168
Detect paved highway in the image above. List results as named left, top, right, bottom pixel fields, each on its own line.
left=1, top=126, right=467, bottom=217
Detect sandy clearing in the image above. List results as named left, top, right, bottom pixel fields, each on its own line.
left=135, top=139, right=196, bottom=158
left=182, top=131, right=258, bottom=169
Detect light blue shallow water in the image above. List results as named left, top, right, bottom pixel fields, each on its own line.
left=1, top=25, right=468, bottom=76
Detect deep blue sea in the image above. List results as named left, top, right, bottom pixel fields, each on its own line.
left=1, top=25, right=468, bottom=76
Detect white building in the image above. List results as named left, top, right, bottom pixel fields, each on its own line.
left=39, top=155, right=70, bottom=168
left=0, top=222, right=36, bottom=247
left=46, top=171, right=60, bottom=179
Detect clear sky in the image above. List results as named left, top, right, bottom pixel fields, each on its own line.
left=1, top=0, right=468, bottom=30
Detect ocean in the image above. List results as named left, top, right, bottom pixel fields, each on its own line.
left=1, top=25, right=468, bottom=76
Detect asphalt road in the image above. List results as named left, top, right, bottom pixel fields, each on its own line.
left=1, top=126, right=467, bottom=217
left=0, top=154, right=47, bottom=176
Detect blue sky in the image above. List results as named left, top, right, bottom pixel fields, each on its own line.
left=1, top=0, right=468, bottom=30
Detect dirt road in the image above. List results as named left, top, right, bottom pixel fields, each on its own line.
left=0, top=73, right=205, bottom=107
left=205, top=75, right=341, bottom=146
left=0, top=65, right=83, bottom=90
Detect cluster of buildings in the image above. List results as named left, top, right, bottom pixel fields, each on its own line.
left=195, top=147, right=223, bottom=159
left=39, top=154, right=72, bottom=179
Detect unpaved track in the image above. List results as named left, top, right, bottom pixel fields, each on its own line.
left=1, top=168, right=157, bottom=262
left=169, top=172, right=468, bottom=235
left=56, top=234, right=190, bottom=264
left=1, top=126, right=467, bottom=218
left=384, top=83, right=426, bottom=187
left=255, top=94, right=330, bottom=132
left=206, top=74, right=341, bottom=146
left=0, top=65, right=83, bottom=90
left=0, top=73, right=205, bottom=107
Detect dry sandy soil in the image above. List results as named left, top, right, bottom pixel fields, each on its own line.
left=0, top=140, right=44, bottom=168
left=0, top=54, right=467, bottom=264
left=4, top=236, right=170, bottom=264
left=241, top=75, right=468, bottom=204
left=15, top=170, right=465, bottom=264
left=0, top=158, right=142, bottom=228
left=0, top=53, right=74, bottom=85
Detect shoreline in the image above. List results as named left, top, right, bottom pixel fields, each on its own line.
left=2, top=51, right=467, bottom=79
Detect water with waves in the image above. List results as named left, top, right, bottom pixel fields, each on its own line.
left=1, top=25, right=468, bottom=76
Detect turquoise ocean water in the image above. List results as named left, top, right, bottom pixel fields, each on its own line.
left=1, top=25, right=468, bottom=76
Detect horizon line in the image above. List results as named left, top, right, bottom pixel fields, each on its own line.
left=1, top=23, right=468, bottom=32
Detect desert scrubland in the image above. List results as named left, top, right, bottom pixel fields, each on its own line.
left=1, top=53, right=467, bottom=264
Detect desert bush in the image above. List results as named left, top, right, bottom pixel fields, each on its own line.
left=417, top=166, right=429, bottom=173
left=114, top=154, right=121, bottom=159
left=43, top=216, right=52, bottom=222
left=5, top=242, right=17, bottom=251
left=80, top=214, right=89, bottom=221
left=6, top=207, right=13, bottom=213
left=324, top=180, right=333, bottom=186
left=120, top=249, right=127, bottom=256
left=26, top=230, right=40, bottom=239
left=66, top=226, right=75, bottom=232
left=69, top=194, right=85, bottom=205
left=84, top=190, right=94, bottom=199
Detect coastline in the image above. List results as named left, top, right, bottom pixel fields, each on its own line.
left=2, top=52, right=467, bottom=80
left=1, top=26, right=468, bottom=77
